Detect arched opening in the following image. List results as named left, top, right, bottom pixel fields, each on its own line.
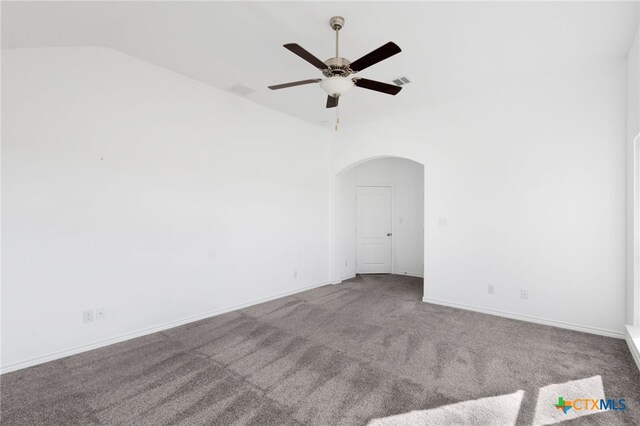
left=332, top=156, right=425, bottom=298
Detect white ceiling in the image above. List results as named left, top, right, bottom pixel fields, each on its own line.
left=3, top=1, right=639, bottom=128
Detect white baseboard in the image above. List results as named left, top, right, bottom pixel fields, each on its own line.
left=1, top=280, right=332, bottom=375
left=337, top=273, right=422, bottom=282
left=395, top=272, right=424, bottom=278
left=626, top=326, right=640, bottom=372
left=339, top=274, right=356, bottom=282
left=423, top=297, right=625, bottom=339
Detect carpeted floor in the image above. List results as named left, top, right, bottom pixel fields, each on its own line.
left=2, top=274, right=639, bottom=425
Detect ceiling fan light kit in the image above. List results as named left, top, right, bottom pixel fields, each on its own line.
left=319, top=77, right=354, bottom=97
left=268, top=16, right=404, bottom=125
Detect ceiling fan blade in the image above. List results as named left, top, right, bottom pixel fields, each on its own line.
left=326, top=95, right=339, bottom=108
left=349, top=42, right=402, bottom=72
left=354, top=78, right=402, bottom=95
left=283, top=43, right=329, bottom=70
left=268, top=79, right=322, bottom=90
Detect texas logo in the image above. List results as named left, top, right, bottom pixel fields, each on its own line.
left=555, top=397, right=573, bottom=413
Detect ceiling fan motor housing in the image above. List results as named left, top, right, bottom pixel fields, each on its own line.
left=322, top=57, right=353, bottom=77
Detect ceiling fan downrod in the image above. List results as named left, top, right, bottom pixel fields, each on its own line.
left=330, top=16, right=344, bottom=59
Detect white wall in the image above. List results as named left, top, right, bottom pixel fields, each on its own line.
left=338, top=169, right=357, bottom=280
left=627, top=25, right=640, bottom=329
left=1, top=47, right=331, bottom=371
left=338, top=158, right=424, bottom=280
left=332, top=59, right=628, bottom=336
left=1, top=44, right=633, bottom=372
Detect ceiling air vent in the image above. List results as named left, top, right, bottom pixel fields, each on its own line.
left=392, top=76, right=411, bottom=86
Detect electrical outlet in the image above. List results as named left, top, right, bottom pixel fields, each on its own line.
left=521, top=289, right=529, bottom=300
left=488, top=285, right=495, bottom=295
left=438, top=217, right=448, bottom=227
left=96, top=307, right=106, bottom=320
left=293, top=270, right=298, bottom=278
left=344, top=260, right=348, bottom=267
left=83, top=310, right=94, bottom=323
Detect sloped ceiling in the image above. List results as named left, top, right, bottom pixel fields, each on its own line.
left=2, top=1, right=639, bottom=128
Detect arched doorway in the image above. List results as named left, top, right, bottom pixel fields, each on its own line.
left=331, top=156, right=425, bottom=292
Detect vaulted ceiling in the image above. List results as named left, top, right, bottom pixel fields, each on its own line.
left=3, top=1, right=639, bottom=128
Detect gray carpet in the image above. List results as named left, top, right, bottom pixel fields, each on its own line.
left=2, top=274, right=639, bottom=425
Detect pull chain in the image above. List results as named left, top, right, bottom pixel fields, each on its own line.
left=335, top=98, right=340, bottom=131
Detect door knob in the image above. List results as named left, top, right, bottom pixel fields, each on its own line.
left=387, top=233, right=392, bottom=236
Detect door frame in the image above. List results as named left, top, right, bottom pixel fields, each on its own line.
left=632, top=133, right=640, bottom=332
left=356, top=185, right=394, bottom=274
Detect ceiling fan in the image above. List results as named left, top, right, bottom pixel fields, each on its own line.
left=268, top=16, right=403, bottom=109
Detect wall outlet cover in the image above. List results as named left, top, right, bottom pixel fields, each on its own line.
left=83, top=310, right=94, bottom=323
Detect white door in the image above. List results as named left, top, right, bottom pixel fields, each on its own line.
left=357, top=186, right=392, bottom=274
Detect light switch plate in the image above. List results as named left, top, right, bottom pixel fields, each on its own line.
left=96, top=307, right=106, bottom=320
